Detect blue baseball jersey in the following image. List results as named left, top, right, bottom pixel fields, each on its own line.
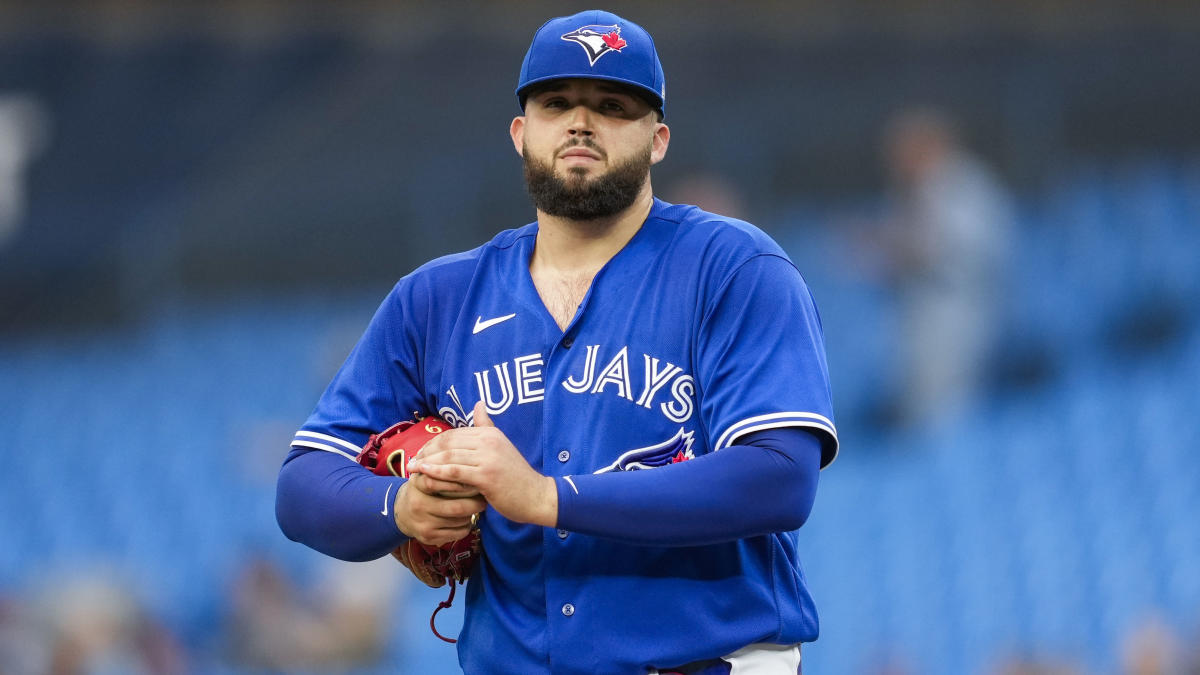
left=292, top=198, right=838, bottom=674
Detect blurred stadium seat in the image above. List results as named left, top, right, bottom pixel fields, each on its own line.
left=2, top=153, right=1198, bottom=675
left=1, top=5, right=1198, bottom=673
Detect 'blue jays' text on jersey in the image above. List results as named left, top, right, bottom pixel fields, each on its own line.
left=292, top=199, right=838, bottom=674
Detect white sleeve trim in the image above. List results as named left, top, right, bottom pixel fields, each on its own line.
left=292, top=431, right=362, bottom=461
left=714, top=412, right=839, bottom=467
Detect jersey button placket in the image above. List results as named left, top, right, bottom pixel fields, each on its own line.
left=542, top=330, right=582, bottom=672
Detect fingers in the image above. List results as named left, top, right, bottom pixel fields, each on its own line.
left=408, top=449, right=485, bottom=492
left=418, top=411, right=510, bottom=462
left=472, top=401, right=494, bottom=427
left=407, top=518, right=479, bottom=547
left=395, top=482, right=485, bottom=544
left=409, top=503, right=481, bottom=545
left=413, top=491, right=486, bottom=519
left=434, top=489, right=479, bottom=499
left=409, top=472, right=479, bottom=498
left=410, top=458, right=475, bottom=486
left=418, top=524, right=479, bottom=547
left=415, top=430, right=490, bottom=462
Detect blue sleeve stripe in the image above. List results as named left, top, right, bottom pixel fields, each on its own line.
left=292, top=431, right=361, bottom=460
left=715, top=412, right=838, bottom=456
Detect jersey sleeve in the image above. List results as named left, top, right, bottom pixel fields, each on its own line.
left=696, top=253, right=838, bottom=468
left=291, top=281, right=429, bottom=458
left=556, top=427, right=822, bottom=545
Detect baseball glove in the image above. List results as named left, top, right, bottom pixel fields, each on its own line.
left=358, top=415, right=482, bottom=643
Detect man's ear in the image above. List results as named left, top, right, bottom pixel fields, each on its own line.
left=650, top=122, right=670, bottom=165
left=510, top=117, right=526, bottom=157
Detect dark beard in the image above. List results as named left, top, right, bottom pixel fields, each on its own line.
left=522, top=140, right=651, bottom=220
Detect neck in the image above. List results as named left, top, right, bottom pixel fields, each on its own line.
left=531, top=182, right=654, bottom=274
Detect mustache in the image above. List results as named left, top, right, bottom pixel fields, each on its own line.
left=557, top=137, right=607, bottom=159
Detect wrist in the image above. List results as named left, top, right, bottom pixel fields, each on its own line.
left=392, top=481, right=416, bottom=538
left=539, top=476, right=559, bottom=528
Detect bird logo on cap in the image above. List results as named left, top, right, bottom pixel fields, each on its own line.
left=560, top=24, right=627, bottom=66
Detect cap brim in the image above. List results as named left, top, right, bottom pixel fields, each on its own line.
left=516, top=74, right=664, bottom=113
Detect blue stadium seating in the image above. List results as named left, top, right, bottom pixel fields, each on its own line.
left=1, top=158, right=1198, bottom=674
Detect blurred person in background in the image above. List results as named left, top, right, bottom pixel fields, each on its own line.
left=0, top=592, right=49, bottom=674
left=1119, top=613, right=1184, bottom=675
left=663, top=170, right=748, bottom=221
left=0, top=93, right=50, bottom=249
left=863, top=106, right=1014, bottom=429
left=989, top=657, right=1083, bottom=675
left=225, top=554, right=402, bottom=672
left=35, top=574, right=185, bottom=675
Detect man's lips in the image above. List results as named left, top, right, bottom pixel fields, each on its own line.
left=559, top=148, right=602, bottom=160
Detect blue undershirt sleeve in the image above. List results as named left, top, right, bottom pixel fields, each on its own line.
left=555, top=427, right=821, bottom=547
left=275, top=447, right=407, bottom=562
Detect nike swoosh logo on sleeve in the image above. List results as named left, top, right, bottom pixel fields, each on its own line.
left=381, top=483, right=394, bottom=517
left=473, top=313, right=517, bottom=334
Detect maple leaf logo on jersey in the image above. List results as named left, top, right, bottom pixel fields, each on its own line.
left=595, top=428, right=695, bottom=473
left=561, top=24, right=627, bottom=66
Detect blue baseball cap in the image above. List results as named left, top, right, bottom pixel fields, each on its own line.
left=516, top=10, right=666, bottom=118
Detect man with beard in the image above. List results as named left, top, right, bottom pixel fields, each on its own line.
left=276, top=10, right=838, bottom=675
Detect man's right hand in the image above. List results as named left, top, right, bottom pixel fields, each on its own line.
left=394, top=480, right=486, bottom=546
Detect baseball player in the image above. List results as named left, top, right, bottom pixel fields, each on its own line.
left=276, top=10, right=838, bottom=675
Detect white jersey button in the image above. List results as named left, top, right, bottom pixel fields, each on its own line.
left=557, top=529, right=569, bottom=539
left=557, top=449, right=570, bottom=462
left=561, top=603, right=575, bottom=616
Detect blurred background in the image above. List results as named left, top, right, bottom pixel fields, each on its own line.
left=1, top=1, right=1198, bottom=673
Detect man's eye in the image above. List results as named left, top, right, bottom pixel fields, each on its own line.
left=543, top=98, right=567, bottom=109
left=600, top=100, right=625, bottom=112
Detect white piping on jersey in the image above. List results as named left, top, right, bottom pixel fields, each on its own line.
left=715, top=411, right=835, bottom=450
left=291, top=439, right=357, bottom=461
left=292, top=431, right=361, bottom=460
left=715, top=412, right=838, bottom=467
left=295, top=430, right=361, bottom=454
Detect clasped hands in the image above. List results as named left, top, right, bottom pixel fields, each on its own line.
left=393, top=402, right=558, bottom=546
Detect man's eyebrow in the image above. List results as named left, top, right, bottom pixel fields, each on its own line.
left=534, top=82, right=636, bottom=97
left=531, top=82, right=568, bottom=95
left=595, top=83, right=638, bottom=96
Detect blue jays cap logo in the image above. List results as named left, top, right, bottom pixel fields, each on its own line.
left=595, top=428, right=694, bottom=473
left=560, top=24, right=627, bottom=66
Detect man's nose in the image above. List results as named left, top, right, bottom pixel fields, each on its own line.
left=566, top=105, right=594, bottom=137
